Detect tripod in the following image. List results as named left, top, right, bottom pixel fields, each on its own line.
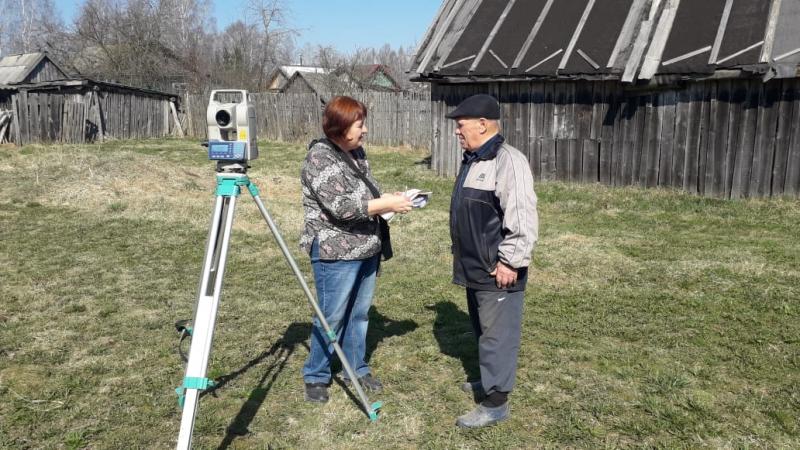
left=175, top=166, right=382, bottom=449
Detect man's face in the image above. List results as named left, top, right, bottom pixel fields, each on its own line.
left=454, top=118, right=486, bottom=151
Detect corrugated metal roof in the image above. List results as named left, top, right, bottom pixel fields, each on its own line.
left=413, top=0, right=800, bottom=81
left=0, top=53, right=47, bottom=84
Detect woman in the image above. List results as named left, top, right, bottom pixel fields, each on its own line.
left=299, top=96, right=412, bottom=402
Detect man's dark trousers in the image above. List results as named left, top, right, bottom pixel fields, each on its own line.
left=466, top=288, right=525, bottom=394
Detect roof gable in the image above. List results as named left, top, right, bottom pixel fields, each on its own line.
left=284, top=71, right=350, bottom=98
left=351, top=64, right=400, bottom=90
left=0, top=52, right=69, bottom=85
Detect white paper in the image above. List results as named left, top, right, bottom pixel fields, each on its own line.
left=380, top=188, right=433, bottom=221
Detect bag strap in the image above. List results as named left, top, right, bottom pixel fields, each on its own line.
left=319, top=138, right=382, bottom=199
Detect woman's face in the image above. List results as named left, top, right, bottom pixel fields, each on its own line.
left=340, top=119, right=368, bottom=151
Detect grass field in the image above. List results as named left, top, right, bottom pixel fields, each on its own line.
left=1, top=139, right=798, bottom=449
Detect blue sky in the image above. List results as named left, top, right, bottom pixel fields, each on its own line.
left=52, top=0, right=442, bottom=52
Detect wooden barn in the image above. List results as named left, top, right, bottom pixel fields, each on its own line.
left=412, top=0, right=800, bottom=198
left=0, top=52, right=183, bottom=145
left=0, top=52, right=71, bottom=143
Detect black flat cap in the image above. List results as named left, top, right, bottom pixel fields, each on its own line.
left=445, top=94, right=500, bottom=119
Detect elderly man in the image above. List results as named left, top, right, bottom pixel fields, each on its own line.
left=446, top=94, right=539, bottom=428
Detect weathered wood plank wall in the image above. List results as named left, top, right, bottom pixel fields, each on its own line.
left=183, top=91, right=432, bottom=148
left=26, top=60, right=66, bottom=84
left=431, top=79, right=800, bottom=198
left=12, top=89, right=177, bottom=145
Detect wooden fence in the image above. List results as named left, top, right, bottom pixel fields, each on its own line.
left=432, top=79, right=800, bottom=199
left=183, top=91, right=432, bottom=148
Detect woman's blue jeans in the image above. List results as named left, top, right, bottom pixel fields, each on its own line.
left=302, top=240, right=379, bottom=384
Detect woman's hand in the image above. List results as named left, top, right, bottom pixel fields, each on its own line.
left=369, top=194, right=413, bottom=215
left=384, top=194, right=413, bottom=213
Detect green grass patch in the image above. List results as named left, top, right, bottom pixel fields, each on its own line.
left=0, top=138, right=798, bottom=448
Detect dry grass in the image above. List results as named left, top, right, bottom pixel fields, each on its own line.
left=1, top=139, right=798, bottom=449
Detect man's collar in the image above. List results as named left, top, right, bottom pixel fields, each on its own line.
left=463, top=134, right=504, bottom=163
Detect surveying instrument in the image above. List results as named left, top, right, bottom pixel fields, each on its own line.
left=174, top=90, right=382, bottom=449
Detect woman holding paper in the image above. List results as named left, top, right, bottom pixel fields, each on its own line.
left=299, top=96, right=412, bottom=403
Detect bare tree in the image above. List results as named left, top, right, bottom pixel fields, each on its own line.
left=0, top=0, right=63, bottom=56
left=0, top=0, right=11, bottom=56
left=211, top=20, right=262, bottom=89
left=0, top=0, right=424, bottom=96
left=73, top=0, right=130, bottom=79
left=245, top=0, right=296, bottom=89
left=69, top=0, right=215, bottom=90
left=155, top=0, right=214, bottom=89
left=313, top=45, right=345, bottom=71
left=317, top=44, right=418, bottom=92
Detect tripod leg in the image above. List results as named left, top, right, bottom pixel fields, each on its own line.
left=177, top=195, right=239, bottom=449
left=247, top=185, right=382, bottom=421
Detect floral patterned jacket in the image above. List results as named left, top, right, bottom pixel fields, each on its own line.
left=299, top=139, right=382, bottom=260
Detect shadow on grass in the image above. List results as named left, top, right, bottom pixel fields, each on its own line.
left=427, top=301, right=480, bottom=382
left=328, top=305, right=419, bottom=380
left=211, top=322, right=310, bottom=450
left=213, top=308, right=416, bottom=449
left=365, top=306, right=418, bottom=363
left=323, top=307, right=417, bottom=418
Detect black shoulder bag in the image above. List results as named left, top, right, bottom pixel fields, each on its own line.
left=326, top=140, right=393, bottom=261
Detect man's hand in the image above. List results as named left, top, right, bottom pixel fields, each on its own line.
left=490, top=261, right=517, bottom=289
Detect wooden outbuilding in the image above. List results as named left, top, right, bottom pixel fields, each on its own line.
left=282, top=71, right=345, bottom=99
left=10, top=79, right=183, bottom=145
left=412, top=0, right=800, bottom=198
left=0, top=52, right=71, bottom=142
left=0, top=52, right=183, bottom=145
left=265, top=65, right=328, bottom=92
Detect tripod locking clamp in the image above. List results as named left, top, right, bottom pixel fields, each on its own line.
left=175, top=377, right=216, bottom=407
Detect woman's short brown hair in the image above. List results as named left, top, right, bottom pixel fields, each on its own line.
left=323, top=96, right=367, bottom=140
